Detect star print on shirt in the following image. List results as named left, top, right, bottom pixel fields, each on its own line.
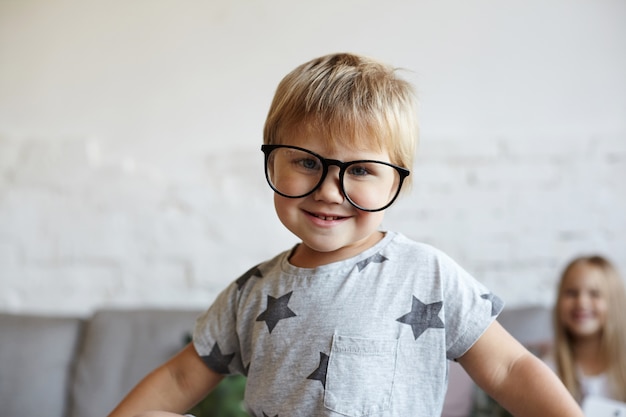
left=307, top=352, right=329, bottom=388
left=396, top=295, right=445, bottom=340
left=356, top=252, right=388, bottom=271
left=200, top=342, right=235, bottom=374
left=256, top=291, right=297, bottom=333
left=481, top=293, right=504, bottom=317
left=236, top=265, right=263, bottom=290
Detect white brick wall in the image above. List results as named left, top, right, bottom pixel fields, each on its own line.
left=385, top=134, right=626, bottom=307
left=1, top=0, right=625, bottom=315
left=1, top=132, right=624, bottom=315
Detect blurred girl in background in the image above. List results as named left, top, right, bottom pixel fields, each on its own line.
left=551, top=255, right=626, bottom=403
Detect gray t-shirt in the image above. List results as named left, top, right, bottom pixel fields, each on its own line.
left=193, top=231, right=503, bottom=416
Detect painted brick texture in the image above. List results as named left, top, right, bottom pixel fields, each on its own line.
left=0, top=133, right=624, bottom=315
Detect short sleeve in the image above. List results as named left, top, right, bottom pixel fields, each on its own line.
left=436, top=250, right=504, bottom=359
left=192, top=281, right=245, bottom=375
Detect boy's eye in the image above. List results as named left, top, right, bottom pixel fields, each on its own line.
left=347, top=164, right=373, bottom=177
left=295, top=157, right=320, bottom=170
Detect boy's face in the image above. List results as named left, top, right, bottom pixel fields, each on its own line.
left=273, top=134, right=390, bottom=267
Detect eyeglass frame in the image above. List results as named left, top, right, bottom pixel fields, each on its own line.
left=261, top=144, right=410, bottom=212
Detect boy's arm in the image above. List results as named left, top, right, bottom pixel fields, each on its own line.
left=107, top=343, right=224, bottom=417
left=457, top=320, right=584, bottom=417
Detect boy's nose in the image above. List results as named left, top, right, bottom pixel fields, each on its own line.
left=313, top=166, right=344, bottom=204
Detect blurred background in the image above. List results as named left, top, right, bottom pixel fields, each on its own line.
left=1, top=0, right=625, bottom=316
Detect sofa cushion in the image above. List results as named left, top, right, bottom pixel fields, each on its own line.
left=69, top=308, right=202, bottom=417
left=498, top=305, right=553, bottom=357
left=0, top=313, right=83, bottom=417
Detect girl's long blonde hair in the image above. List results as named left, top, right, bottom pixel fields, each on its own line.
left=553, top=255, right=626, bottom=402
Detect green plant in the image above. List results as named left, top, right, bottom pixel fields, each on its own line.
left=182, top=333, right=249, bottom=417
left=186, top=375, right=249, bottom=417
left=471, top=388, right=513, bottom=417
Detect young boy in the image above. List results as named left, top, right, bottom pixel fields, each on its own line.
left=108, top=53, right=583, bottom=417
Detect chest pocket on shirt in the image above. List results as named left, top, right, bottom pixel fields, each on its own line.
left=324, top=335, right=398, bottom=416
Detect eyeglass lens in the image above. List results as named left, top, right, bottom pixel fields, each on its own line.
left=265, top=146, right=403, bottom=211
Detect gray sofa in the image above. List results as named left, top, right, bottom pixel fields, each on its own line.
left=0, top=306, right=553, bottom=417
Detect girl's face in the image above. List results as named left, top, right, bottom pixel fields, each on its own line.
left=272, top=135, right=390, bottom=267
left=558, top=263, right=609, bottom=341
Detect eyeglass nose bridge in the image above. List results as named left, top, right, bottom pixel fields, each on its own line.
left=316, top=157, right=349, bottom=190
left=323, top=158, right=346, bottom=169
left=320, top=158, right=349, bottom=172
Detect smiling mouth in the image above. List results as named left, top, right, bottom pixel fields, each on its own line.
left=570, top=310, right=597, bottom=322
left=308, top=211, right=346, bottom=221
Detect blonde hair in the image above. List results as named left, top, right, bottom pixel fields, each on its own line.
left=263, top=53, right=419, bottom=188
left=552, top=255, right=626, bottom=402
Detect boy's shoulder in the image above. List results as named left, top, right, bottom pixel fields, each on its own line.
left=384, top=231, right=453, bottom=260
left=382, top=232, right=471, bottom=278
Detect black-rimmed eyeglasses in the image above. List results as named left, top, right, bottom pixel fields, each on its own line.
left=261, top=144, right=410, bottom=212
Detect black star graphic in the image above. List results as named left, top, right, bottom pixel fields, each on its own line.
left=356, top=253, right=388, bottom=271
left=256, top=291, right=297, bottom=333
left=481, top=293, right=504, bottom=317
left=307, top=352, right=329, bottom=388
left=396, top=296, right=445, bottom=340
left=200, top=342, right=235, bottom=374
left=236, top=265, right=263, bottom=290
